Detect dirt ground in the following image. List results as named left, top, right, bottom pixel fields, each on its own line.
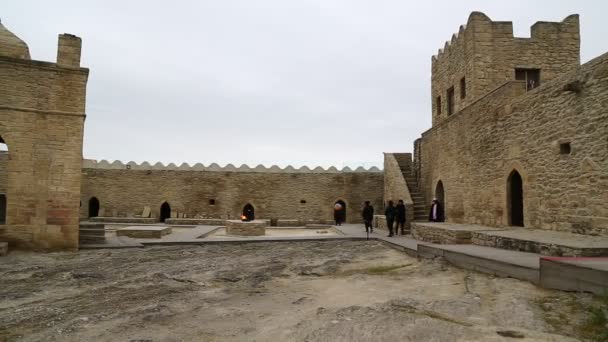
left=0, top=241, right=597, bottom=341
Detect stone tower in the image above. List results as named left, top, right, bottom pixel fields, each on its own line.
left=0, top=20, right=89, bottom=250
left=430, top=12, right=580, bottom=126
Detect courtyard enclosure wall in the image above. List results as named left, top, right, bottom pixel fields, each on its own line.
left=0, top=27, right=88, bottom=250
left=80, top=162, right=384, bottom=224
left=431, top=12, right=579, bottom=126
left=417, top=52, right=608, bottom=235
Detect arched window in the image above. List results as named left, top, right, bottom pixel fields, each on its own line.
left=507, top=170, right=524, bottom=227
left=88, top=197, right=100, bottom=218
left=160, top=202, right=171, bottom=223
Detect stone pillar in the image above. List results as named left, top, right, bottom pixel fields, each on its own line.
left=57, top=34, right=82, bottom=67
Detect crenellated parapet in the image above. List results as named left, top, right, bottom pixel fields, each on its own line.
left=82, top=159, right=382, bottom=173
left=430, top=11, right=580, bottom=127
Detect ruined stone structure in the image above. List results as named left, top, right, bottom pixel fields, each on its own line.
left=79, top=160, right=383, bottom=224
left=0, top=21, right=88, bottom=250
left=406, top=12, right=608, bottom=235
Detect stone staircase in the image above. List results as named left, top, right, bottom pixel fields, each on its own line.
left=393, top=154, right=427, bottom=222
left=79, top=222, right=106, bottom=245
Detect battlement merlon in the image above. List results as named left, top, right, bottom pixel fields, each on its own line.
left=430, top=12, right=580, bottom=127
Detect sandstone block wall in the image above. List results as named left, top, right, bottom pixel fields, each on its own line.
left=80, top=165, right=384, bottom=224
left=418, top=52, right=608, bottom=235
left=383, top=153, right=414, bottom=227
left=0, top=38, right=88, bottom=250
left=431, top=12, right=580, bottom=126
left=0, top=152, right=7, bottom=194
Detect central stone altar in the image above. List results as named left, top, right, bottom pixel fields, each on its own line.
left=225, top=220, right=267, bottom=236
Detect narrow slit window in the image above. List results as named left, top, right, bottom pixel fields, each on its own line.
left=436, top=96, right=442, bottom=115
left=460, top=77, right=466, bottom=99
left=447, top=87, right=455, bottom=116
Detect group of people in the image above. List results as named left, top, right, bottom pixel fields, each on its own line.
left=359, top=198, right=445, bottom=237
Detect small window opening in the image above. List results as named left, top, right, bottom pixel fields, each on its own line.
left=300, top=199, right=307, bottom=204
left=515, top=68, right=541, bottom=91
left=447, top=87, right=455, bottom=116
left=209, top=199, right=216, bottom=205
left=460, top=77, right=466, bottom=99
left=436, top=96, right=442, bottom=115
left=560, top=142, right=571, bottom=155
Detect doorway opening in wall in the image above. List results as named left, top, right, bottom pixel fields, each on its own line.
left=242, top=203, right=255, bottom=221
left=0, top=135, right=8, bottom=225
left=160, top=202, right=171, bottom=223
left=515, top=68, right=540, bottom=91
left=507, top=170, right=524, bottom=227
left=0, top=194, right=6, bottom=224
left=88, top=197, right=100, bottom=218
left=435, top=180, right=446, bottom=220
left=334, top=200, right=346, bottom=224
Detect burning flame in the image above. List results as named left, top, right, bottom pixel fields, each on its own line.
left=241, top=215, right=247, bottom=220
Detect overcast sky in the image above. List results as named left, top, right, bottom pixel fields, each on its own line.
left=2, top=1, right=607, bottom=168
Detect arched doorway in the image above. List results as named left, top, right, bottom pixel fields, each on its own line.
left=334, top=200, right=346, bottom=224
left=0, top=194, right=6, bottom=224
left=88, top=197, right=100, bottom=218
left=0, top=135, right=8, bottom=225
left=242, top=203, right=255, bottom=221
left=508, top=170, right=524, bottom=227
left=435, top=180, right=445, bottom=219
left=160, top=202, right=171, bottom=223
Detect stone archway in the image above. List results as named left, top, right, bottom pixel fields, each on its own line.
left=435, top=180, right=445, bottom=219
left=507, top=170, right=524, bottom=227
left=0, top=135, right=8, bottom=225
left=242, top=203, right=255, bottom=221
left=334, top=200, right=346, bottom=224
left=0, top=194, right=6, bottom=225
left=88, top=197, right=100, bottom=218
left=160, top=202, right=171, bottom=223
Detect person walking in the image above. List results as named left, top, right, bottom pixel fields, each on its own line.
left=385, top=200, right=396, bottom=237
left=429, top=198, right=445, bottom=222
left=395, top=199, right=406, bottom=235
left=362, top=201, right=374, bottom=233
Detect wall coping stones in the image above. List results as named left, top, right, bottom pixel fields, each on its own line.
left=82, top=159, right=383, bottom=173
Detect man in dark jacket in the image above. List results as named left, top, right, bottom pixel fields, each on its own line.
left=385, top=200, right=396, bottom=237
left=361, top=201, right=374, bottom=233
left=395, top=199, right=406, bottom=235
left=429, top=198, right=445, bottom=222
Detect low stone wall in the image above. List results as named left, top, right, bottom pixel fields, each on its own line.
left=165, top=218, right=226, bottom=226
left=225, top=220, right=267, bottom=236
left=411, top=223, right=472, bottom=244
left=471, top=231, right=608, bottom=257
left=89, top=217, right=158, bottom=224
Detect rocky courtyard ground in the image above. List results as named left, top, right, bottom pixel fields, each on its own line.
left=0, top=241, right=601, bottom=341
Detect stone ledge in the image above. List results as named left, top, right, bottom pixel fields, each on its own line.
left=116, top=226, right=172, bottom=239
left=225, top=220, right=267, bottom=236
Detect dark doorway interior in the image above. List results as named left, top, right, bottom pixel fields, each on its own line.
left=334, top=200, right=347, bottom=223
left=88, top=197, right=100, bottom=218
left=242, top=203, right=255, bottom=221
left=0, top=194, right=6, bottom=224
left=508, top=171, right=524, bottom=227
left=435, top=180, right=445, bottom=218
left=160, top=202, right=171, bottom=223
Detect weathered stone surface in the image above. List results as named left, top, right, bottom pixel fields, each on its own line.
left=225, top=220, right=266, bottom=236
left=0, top=24, right=88, bottom=251
left=141, top=206, right=151, bottom=218
left=0, top=242, right=7, bottom=256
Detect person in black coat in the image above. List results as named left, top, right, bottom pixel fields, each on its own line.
left=361, top=201, right=374, bottom=233
left=385, top=200, right=396, bottom=237
left=395, top=199, right=406, bottom=235
left=429, top=198, right=445, bottom=222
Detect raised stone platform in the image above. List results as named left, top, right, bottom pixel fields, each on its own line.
left=472, top=229, right=608, bottom=257
left=540, top=257, right=608, bottom=295
left=225, top=220, right=267, bottom=236
left=89, top=217, right=158, bottom=224
left=116, top=226, right=172, bottom=239
left=411, top=222, right=504, bottom=244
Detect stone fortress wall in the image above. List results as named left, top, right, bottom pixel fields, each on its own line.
left=431, top=12, right=580, bottom=126
left=80, top=160, right=384, bottom=223
left=416, top=12, right=608, bottom=236
left=0, top=21, right=88, bottom=250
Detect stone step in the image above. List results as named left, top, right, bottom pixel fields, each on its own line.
left=80, top=223, right=105, bottom=229
left=79, top=228, right=105, bottom=236
left=79, top=234, right=106, bottom=243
